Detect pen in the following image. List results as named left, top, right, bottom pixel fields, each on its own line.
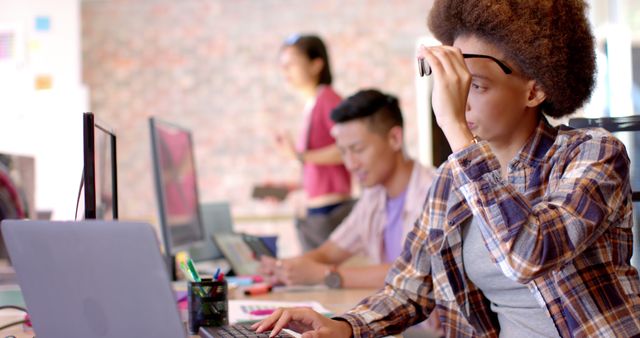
left=180, top=260, right=197, bottom=283
left=179, top=262, right=195, bottom=282
left=186, top=258, right=201, bottom=282
left=244, top=284, right=272, bottom=296
left=214, top=268, right=220, bottom=280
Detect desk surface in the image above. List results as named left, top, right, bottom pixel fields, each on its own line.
left=0, top=286, right=382, bottom=338
left=241, top=286, right=374, bottom=314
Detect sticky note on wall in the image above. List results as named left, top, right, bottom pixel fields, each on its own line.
left=35, top=16, right=51, bottom=32
left=35, top=74, right=52, bottom=90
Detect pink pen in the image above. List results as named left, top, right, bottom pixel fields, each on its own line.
left=249, top=308, right=276, bottom=316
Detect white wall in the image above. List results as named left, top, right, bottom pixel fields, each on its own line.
left=0, top=0, right=88, bottom=220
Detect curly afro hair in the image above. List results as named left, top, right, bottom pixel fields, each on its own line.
left=428, top=0, right=595, bottom=118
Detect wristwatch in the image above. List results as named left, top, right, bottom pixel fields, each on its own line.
left=324, top=265, right=342, bottom=289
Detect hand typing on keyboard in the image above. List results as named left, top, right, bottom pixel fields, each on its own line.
left=200, top=323, right=295, bottom=337
left=252, top=307, right=352, bottom=338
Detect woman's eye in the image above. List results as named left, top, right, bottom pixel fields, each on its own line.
left=471, top=83, right=485, bottom=91
left=353, top=147, right=365, bottom=153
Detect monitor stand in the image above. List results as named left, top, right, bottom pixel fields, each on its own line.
left=169, top=254, right=178, bottom=281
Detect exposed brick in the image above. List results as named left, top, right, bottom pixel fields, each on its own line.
left=82, top=0, right=433, bottom=224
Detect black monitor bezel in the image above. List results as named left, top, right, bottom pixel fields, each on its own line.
left=82, top=112, right=118, bottom=220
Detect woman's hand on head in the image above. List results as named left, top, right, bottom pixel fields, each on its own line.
left=251, top=307, right=353, bottom=338
left=419, top=45, right=475, bottom=152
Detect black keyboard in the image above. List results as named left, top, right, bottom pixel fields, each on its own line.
left=199, top=324, right=295, bottom=337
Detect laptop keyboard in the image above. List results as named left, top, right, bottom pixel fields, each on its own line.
left=200, top=324, right=295, bottom=337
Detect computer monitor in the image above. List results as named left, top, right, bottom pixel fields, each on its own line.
left=188, top=202, right=234, bottom=262
left=82, top=112, right=118, bottom=220
left=149, top=117, right=205, bottom=278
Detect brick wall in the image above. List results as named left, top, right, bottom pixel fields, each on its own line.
left=82, top=0, right=434, bottom=224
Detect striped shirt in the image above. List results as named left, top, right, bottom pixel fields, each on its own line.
left=337, top=118, right=640, bottom=337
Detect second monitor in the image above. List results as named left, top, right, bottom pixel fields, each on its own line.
left=149, top=117, right=205, bottom=278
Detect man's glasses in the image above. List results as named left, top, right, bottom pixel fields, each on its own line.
left=418, top=53, right=513, bottom=77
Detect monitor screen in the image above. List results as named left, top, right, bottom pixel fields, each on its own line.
left=149, top=118, right=204, bottom=256
left=188, top=202, right=234, bottom=261
left=81, top=112, right=118, bottom=220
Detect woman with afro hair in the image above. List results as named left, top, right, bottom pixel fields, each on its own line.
left=254, top=0, right=640, bottom=337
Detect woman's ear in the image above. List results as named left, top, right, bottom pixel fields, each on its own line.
left=387, top=126, right=404, bottom=151
left=310, top=58, right=324, bottom=79
left=526, top=80, right=547, bottom=108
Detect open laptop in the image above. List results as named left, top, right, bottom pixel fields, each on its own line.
left=211, top=232, right=276, bottom=276
left=2, top=220, right=186, bottom=338
left=1, top=220, right=294, bottom=338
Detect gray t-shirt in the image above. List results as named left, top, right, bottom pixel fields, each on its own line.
left=462, top=217, right=559, bottom=338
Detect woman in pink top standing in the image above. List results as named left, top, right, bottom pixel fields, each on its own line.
left=276, top=34, right=353, bottom=251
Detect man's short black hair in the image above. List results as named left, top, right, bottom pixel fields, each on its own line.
left=330, top=89, right=403, bottom=135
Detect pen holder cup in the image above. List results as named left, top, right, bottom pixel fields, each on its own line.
left=188, top=279, right=228, bottom=334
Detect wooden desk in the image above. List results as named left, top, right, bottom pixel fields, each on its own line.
left=186, top=287, right=377, bottom=337
left=0, top=287, right=398, bottom=338
left=237, top=286, right=375, bottom=314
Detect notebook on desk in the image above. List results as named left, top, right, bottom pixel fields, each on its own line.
left=1, top=220, right=296, bottom=338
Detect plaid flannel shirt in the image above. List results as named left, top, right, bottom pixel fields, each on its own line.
left=338, top=119, right=640, bottom=337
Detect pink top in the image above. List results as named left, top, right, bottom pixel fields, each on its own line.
left=298, top=86, right=351, bottom=200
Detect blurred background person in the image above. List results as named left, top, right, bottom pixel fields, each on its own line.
left=261, top=89, right=435, bottom=288
left=275, top=34, right=354, bottom=251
